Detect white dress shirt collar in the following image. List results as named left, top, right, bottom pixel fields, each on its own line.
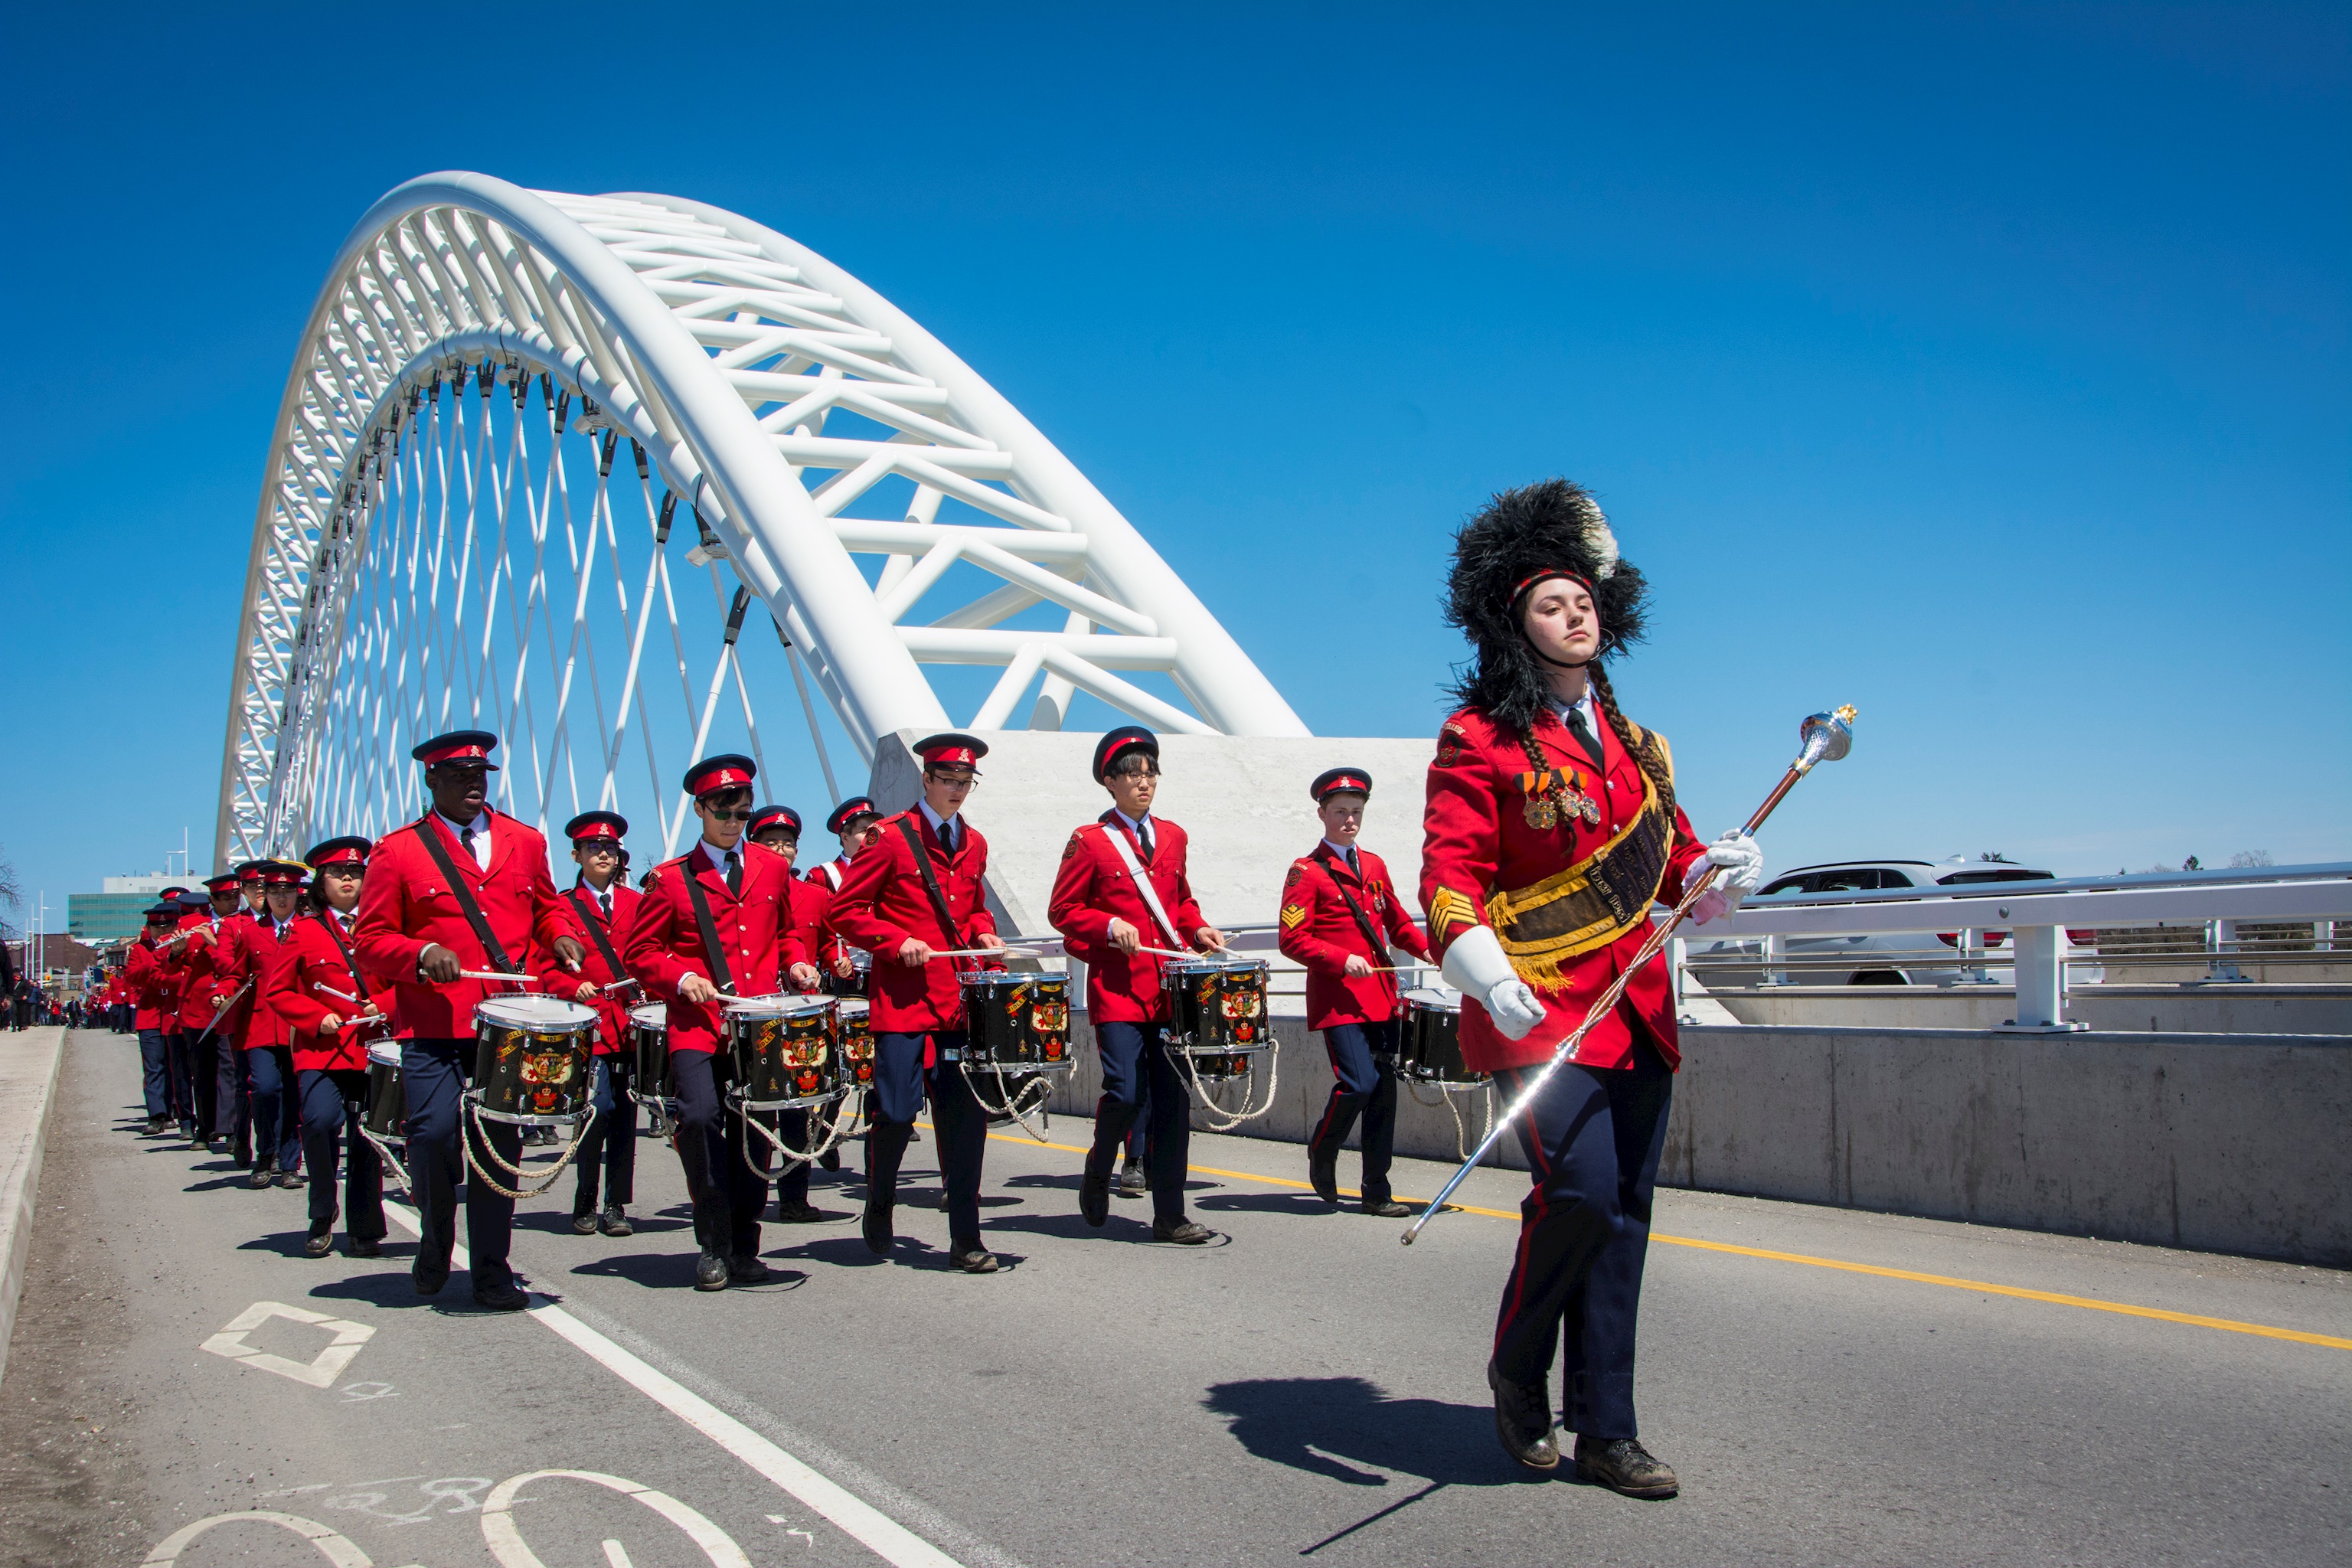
left=437, top=808, right=494, bottom=871
left=919, top=799, right=961, bottom=849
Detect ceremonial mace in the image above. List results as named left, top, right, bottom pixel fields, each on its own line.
left=1401, top=705, right=1857, bottom=1246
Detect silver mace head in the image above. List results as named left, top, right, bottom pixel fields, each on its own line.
left=1794, top=704, right=1858, bottom=773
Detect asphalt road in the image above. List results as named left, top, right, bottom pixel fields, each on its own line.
left=3, top=1030, right=2347, bottom=1568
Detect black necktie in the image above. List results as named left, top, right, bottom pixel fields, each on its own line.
left=599, top=891, right=612, bottom=922
left=1562, top=707, right=1605, bottom=773
left=461, top=825, right=480, bottom=867
left=1137, top=822, right=1154, bottom=862
left=1345, top=847, right=1361, bottom=877
left=724, top=848, right=742, bottom=897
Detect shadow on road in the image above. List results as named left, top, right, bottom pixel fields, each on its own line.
left=1203, top=1376, right=1530, bottom=1490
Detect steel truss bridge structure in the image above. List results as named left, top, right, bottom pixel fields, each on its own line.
left=217, top=172, right=1307, bottom=864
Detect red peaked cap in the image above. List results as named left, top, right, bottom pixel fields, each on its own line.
left=914, top=733, right=988, bottom=769
left=747, top=804, right=801, bottom=837
left=412, top=729, right=500, bottom=769
left=260, top=861, right=309, bottom=887
left=1310, top=767, right=1374, bottom=803
left=564, top=811, right=628, bottom=844
left=682, top=753, right=756, bottom=799
left=204, top=873, right=242, bottom=893
left=304, top=835, right=372, bottom=867
left=144, top=904, right=176, bottom=924
left=825, top=796, right=879, bottom=835
left=1091, top=725, right=1158, bottom=784
left=234, top=860, right=268, bottom=884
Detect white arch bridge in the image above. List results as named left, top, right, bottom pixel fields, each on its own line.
left=215, top=172, right=1311, bottom=865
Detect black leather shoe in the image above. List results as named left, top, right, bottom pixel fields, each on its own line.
left=570, top=1210, right=599, bottom=1236
left=413, top=1258, right=450, bottom=1296
left=1117, top=1161, right=1145, bottom=1198
left=1308, top=1149, right=1340, bottom=1205
left=695, top=1250, right=730, bottom=1290
left=1152, top=1217, right=1212, bottom=1245
left=1361, top=1198, right=1413, bottom=1218
left=862, top=1202, right=893, bottom=1257
left=950, top=1246, right=999, bottom=1274
left=727, top=1255, right=771, bottom=1285
left=145, top=1116, right=167, bottom=1136
left=274, top=1171, right=305, bottom=1190
left=303, top=1231, right=335, bottom=1258
left=249, top=1166, right=274, bottom=1191
left=208, top=1138, right=229, bottom=1155
left=1487, top=1360, right=1559, bottom=1472
left=906, top=1127, right=922, bottom=1144
left=1573, top=1436, right=1677, bottom=1498
left=473, top=1279, right=530, bottom=1312
left=1080, top=1171, right=1110, bottom=1227
left=599, top=1205, right=632, bottom=1237
left=349, top=1237, right=382, bottom=1259
left=775, top=1199, right=823, bottom=1223
left=818, top=1147, right=841, bottom=1171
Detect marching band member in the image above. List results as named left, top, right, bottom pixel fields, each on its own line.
left=157, top=887, right=203, bottom=1140
left=353, top=730, right=585, bottom=1311
left=1419, top=480, right=1762, bottom=1494
left=549, top=812, right=641, bottom=1238
left=1048, top=726, right=1226, bottom=1246
left=826, top=735, right=1008, bottom=1272
left=244, top=863, right=309, bottom=1190
left=271, top=838, right=386, bottom=1258
left=1278, top=767, right=1432, bottom=1217
left=624, top=755, right=820, bottom=1290
left=799, top=796, right=882, bottom=1171
left=224, top=860, right=273, bottom=1168
left=126, top=903, right=178, bottom=1135
left=746, top=803, right=802, bottom=867
left=186, top=872, right=252, bottom=1157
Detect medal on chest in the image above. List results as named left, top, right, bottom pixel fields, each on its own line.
left=1516, top=766, right=1602, bottom=831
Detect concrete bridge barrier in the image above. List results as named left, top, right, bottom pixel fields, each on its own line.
left=1040, top=1019, right=2352, bottom=1266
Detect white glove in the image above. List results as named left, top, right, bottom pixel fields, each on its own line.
left=1439, top=924, right=1546, bottom=1041
left=1689, top=832, right=1764, bottom=926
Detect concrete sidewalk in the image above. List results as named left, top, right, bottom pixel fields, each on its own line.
left=0, top=1025, right=65, bottom=1388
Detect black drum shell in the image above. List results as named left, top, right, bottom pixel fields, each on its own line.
left=959, top=973, right=1073, bottom=1069
left=363, top=1058, right=405, bottom=1136
left=835, top=1005, right=876, bottom=1089
left=631, top=1015, right=671, bottom=1099
left=826, top=949, right=872, bottom=999
left=472, top=1026, right=593, bottom=1122
left=728, top=1007, right=841, bottom=1108
left=1401, top=997, right=1480, bottom=1085
left=1163, top=963, right=1269, bottom=1052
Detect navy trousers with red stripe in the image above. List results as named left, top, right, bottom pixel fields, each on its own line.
left=1491, top=1028, right=1672, bottom=1442
left=1308, top=1019, right=1400, bottom=1204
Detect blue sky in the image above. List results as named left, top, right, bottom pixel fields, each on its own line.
left=0, top=2, right=2344, bottom=922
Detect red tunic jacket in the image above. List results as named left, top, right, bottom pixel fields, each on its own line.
left=795, top=858, right=851, bottom=972
left=1048, top=813, right=1210, bottom=1025
left=351, top=810, right=573, bottom=1040
left=126, top=935, right=170, bottom=1031
left=240, top=915, right=305, bottom=1052
left=542, top=880, right=642, bottom=1054
left=622, top=841, right=810, bottom=1055
left=205, top=913, right=264, bottom=1047
left=270, top=911, right=381, bottom=1072
left=1278, top=843, right=1432, bottom=1031
left=826, top=811, right=997, bottom=1037
left=1419, top=704, right=1707, bottom=1073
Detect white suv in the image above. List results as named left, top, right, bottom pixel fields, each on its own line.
left=1697, top=858, right=2099, bottom=986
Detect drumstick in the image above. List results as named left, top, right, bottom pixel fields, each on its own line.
left=1136, top=945, right=1221, bottom=962
left=927, top=946, right=1044, bottom=960
left=338, top=1014, right=392, bottom=1033
left=460, top=969, right=538, bottom=983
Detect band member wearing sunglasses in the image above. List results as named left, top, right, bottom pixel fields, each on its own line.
left=625, top=756, right=821, bottom=1291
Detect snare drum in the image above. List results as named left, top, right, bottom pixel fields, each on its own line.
left=363, top=1042, right=405, bottom=1136
left=956, top=972, right=1076, bottom=1072
left=1398, top=986, right=1485, bottom=1087
left=726, top=995, right=841, bottom=1110
left=825, top=947, right=872, bottom=999
left=628, top=1001, right=671, bottom=1099
left=471, top=995, right=599, bottom=1124
left=833, top=998, right=875, bottom=1089
left=1163, top=958, right=1272, bottom=1080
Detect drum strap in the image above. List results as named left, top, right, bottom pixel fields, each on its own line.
left=1317, top=854, right=1390, bottom=961
left=568, top=888, right=627, bottom=980
left=894, top=818, right=968, bottom=947
left=414, top=814, right=521, bottom=978
left=313, top=913, right=373, bottom=1005
left=1097, top=824, right=1184, bottom=949
left=679, top=861, right=739, bottom=997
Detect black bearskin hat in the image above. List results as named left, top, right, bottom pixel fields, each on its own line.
left=1443, top=478, right=1651, bottom=732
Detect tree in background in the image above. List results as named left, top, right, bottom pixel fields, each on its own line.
left=0, top=840, right=18, bottom=942
left=2227, top=850, right=2275, bottom=869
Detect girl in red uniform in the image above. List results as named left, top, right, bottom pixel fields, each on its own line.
left=1419, top=480, right=1762, bottom=1496
left=243, top=864, right=311, bottom=1191
left=271, top=838, right=387, bottom=1258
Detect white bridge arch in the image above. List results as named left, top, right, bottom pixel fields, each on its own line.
left=215, top=171, right=1307, bottom=864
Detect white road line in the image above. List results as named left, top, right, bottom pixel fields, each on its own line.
left=381, top=1202, right=965, bottom=1568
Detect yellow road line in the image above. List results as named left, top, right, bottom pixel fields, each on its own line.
left=969, top=1125, right=2352, bottom=1352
